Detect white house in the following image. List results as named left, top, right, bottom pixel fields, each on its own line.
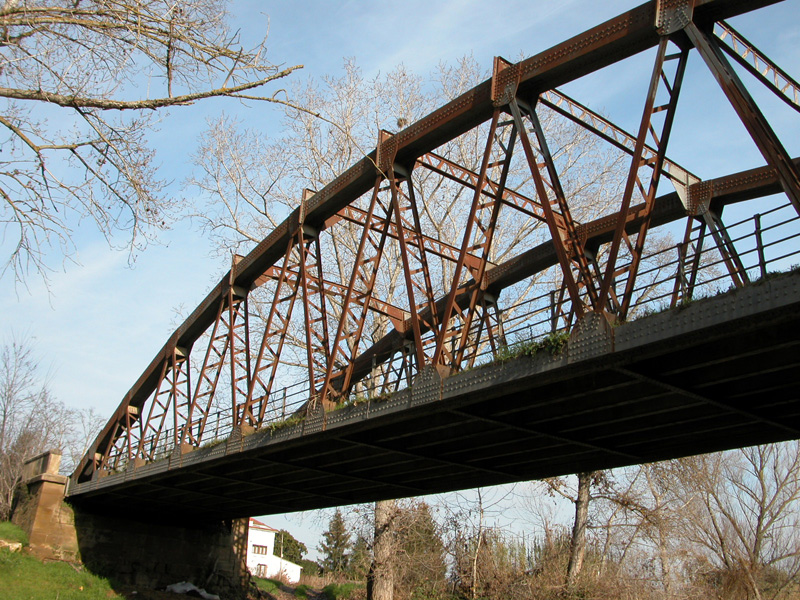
left=246, top=518, right=303, bottom=583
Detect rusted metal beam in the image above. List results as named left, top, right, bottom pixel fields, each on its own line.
left=238, top=237, right=303, bottom=428
left=599, top=37, right=689, bottom=317
left=417, top=151, right=546, bottom=224
left=686, top=21, right=800, bottom=214
left=432, top=106, right=506, bottom=367
left=714, top=20, right=800, bottom=112
left=511, top=96, right=595, bottom=314
left=190, top=0, right=784, bottom=341
left=539, top=88, right=700, bottom=196
left=319, top=177, right=393, bottom=402
left=337, top=158, right=800, bottom=390
left=74, top=0, right=787, bottom=481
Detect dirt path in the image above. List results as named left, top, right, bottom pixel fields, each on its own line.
left=258, top=581, right=326, bottom=600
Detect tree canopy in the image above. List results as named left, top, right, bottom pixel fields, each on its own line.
left=273, top=528, right=307, bottom=565
left=0, top=0, right=301, bottom=282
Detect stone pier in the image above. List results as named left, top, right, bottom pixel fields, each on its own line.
left=11, top=450, right=79, bottom=561
left=11, top=450, right=249, bottom=597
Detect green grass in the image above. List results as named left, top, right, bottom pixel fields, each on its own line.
left=269, top=414, right=306, bottom=432
left=253, top=577, right=282, bottom=594
left=0, top=548, right=123, bottom=599
left=0, top=522, right=28, bottom=545
left=322, top=582, right=362, bottom=599
left=295, top=583, right=311, bottom=598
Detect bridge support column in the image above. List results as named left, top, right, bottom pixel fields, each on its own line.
left=11, top=450, right=79, bottom=561
left=11, top=452, right=249, bottom=596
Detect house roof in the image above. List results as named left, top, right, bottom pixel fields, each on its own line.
left=249, top=518, right=279, bottom=532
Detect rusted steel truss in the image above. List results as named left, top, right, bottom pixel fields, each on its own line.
left=714, top=20, right=800, bottom=112
left=76, top=0, right=800, bottom=483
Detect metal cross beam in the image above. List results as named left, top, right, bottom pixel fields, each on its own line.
left=74, top=0, right=798, bottom=484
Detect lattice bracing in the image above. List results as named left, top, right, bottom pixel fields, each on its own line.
left=75, top=0, right=800, bottom=483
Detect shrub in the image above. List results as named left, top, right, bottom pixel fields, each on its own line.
left=322, top=582, right=362, bottom=599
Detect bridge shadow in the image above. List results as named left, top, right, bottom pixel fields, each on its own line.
left=69, top=269, right=800, bottom=520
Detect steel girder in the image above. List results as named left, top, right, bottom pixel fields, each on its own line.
left=74, top=0, right=800, bottom=483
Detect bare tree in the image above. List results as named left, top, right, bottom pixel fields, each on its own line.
left=0, top=335, right=103, bottom=520
left=667, top=445, right=800, bottom=600
left=0, top=335, right=49, bottom=518
left=0, top=0, right=302, bottom=282
left=369, top=499, right=397, bottom=600
left=565, top=471, right=592, bottom=588
left=360, top=499, right=447, bottom=600
left=547, top=449, right=800, bottom=600
left=538, top=471, right=624, bottom=591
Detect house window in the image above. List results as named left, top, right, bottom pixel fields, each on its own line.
left=252, top=544, right=270, bottom=555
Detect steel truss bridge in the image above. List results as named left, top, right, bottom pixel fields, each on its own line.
left=69, top=0, right=800, bottom=520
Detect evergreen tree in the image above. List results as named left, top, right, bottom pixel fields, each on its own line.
left=299, top=558, right=322, bottom=577
left=273, top=529, right=307, bottom=565
left=319, top=509, right=352, bottom=573
left=349, top=534, right=372, bottom=579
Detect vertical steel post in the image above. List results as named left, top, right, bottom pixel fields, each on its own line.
left=600, top=37, right=689, bottom=319
left=319, top=176, right=392, bottom=403
left=754, top=214, right=767, bottom=279
left=242, top=237, right=303, bottom=426
left=510, top=98, right=590, bottom=317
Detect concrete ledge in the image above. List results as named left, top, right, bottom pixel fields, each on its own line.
left=23, top=450, right=62, bottom=481
left=26, top=473, right=69, bottom=485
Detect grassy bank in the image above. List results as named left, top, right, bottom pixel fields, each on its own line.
left=0, top=521, right=124, bottom=600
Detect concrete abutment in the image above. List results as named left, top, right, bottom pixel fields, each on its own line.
left=11, top=450, right=249, bottom=598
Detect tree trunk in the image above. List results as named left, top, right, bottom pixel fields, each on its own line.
left=368, top=499, right=396, bottom=600
left=471, top=489, right=485, bottom=600
left=565, top=471, right=592, bottom=588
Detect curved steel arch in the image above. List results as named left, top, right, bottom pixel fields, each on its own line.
left=74, top=0, right=800, bottom=484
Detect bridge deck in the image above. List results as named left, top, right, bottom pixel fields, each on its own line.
left=68, top=271, right=800, bottom=520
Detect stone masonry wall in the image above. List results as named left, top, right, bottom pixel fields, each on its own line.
left=11, top=451, right=79, bottom=561
left=11, top=450, right=249, bottom=597
left=73, top=510, right=250, bottom=596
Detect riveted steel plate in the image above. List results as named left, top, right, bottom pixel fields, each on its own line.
left=411, top=365, right=444, bottom=407
left=656, top=0, right=693, bottom=35
left=304, top=401, right=325, bottom=434
left=568, top=312, right=614, bottom=363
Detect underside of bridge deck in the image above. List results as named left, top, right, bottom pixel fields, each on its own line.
left=68, top=270, right=800, bottom=521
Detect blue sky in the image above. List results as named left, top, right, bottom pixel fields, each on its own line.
left=2, top=0, right=798, bottom=559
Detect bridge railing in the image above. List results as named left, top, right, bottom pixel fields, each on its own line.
left=446, top=199, right=800, bottom=375
left=73, top=0, right=800, bottom=484
left=102, top=196, right=800, bottom=475
left=105, top=378, right=312, bottom=472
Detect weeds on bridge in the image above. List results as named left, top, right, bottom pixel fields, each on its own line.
left=268, top=414, right=306, bottom=433
left=200, top=437, right=226, bottom=450
left=335, top=392, right=391, bottom=411
left=493, top=330, right=570, bottom=364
